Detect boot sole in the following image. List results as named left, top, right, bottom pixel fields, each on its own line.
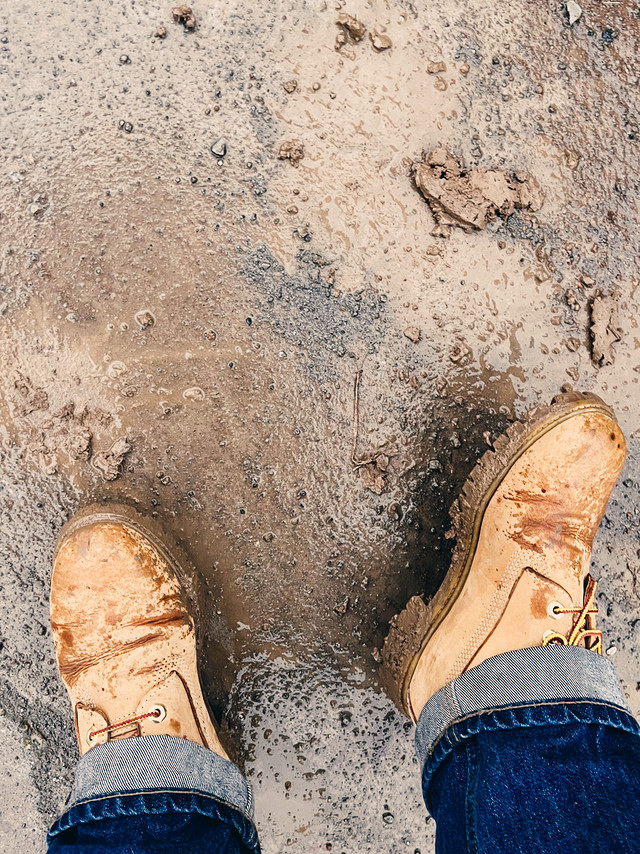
left=379, top=391, right=619, bottom=717
left=52, top=502, right=228, bottom=756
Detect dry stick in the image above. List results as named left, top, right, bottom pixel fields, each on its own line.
left=351, top=370, right=378, bottom=469
left=626, top=559, right=640, bottom=603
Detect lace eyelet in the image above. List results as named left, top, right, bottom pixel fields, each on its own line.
left=542, top=629, right=566, bottom=645
left=149, top=704, right=167, bottom=722
left=547, top=601, right=564, bottom=620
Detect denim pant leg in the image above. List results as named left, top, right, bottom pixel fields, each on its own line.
left=416, top=646, right=640, bottom=854
left=47, top=736, right=260, bottom=854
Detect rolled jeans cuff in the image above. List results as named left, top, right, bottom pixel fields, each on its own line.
left=415, top=645, right=631, bottom=769
left=55, top=734, right=254, bottom=822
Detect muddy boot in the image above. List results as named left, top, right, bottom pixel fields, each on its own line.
left=381, top=391, right=626, bottom=721
left=51, top=505, right=228, bottom=758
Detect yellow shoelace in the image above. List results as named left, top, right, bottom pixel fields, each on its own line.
left=543, top=574, right=602, bottom=654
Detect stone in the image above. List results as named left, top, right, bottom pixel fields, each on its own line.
left=369, top=30, right=392, bottom=51
left=566, top=0, right=583, bottom=25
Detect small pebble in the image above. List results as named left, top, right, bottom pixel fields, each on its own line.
left=334, top=596, right=350, bottom=615
left=183, top=386, right=205, bottom=401
left=566, top=0, right=582, bottom=25
left=119, top=54, right=131, bottom=65
left=211, top=138, right=227, bottom=157
left=172, top=5, right=196, bottom=30
left=369, top=30, right=392, bottom=51
left=134, top=309, right=156, bottom=328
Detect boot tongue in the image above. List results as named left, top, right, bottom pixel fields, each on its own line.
left=110, top=721, right=142, bottom=740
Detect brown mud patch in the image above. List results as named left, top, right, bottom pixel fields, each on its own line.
left=412, top=146, right=544, bottom=236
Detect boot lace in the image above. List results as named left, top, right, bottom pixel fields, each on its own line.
left=87, top=705, right=166, bottom=744
left=542, top=574, right=602, bottom=653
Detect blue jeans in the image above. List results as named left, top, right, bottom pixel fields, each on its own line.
left=48, top=647, right=640, bottom=853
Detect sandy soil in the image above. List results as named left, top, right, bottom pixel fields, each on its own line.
left=1, top=0, right=639, bottom=851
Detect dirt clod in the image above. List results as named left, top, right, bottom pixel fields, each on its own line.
left=154, top=24, right=167, bottom=38
left=172, top=5, right=196, bottom=30
left=183, top=386, right=205, bottom=401
left=134, top=309, right=156, bottom=328
left=334, top=595, right=350, bottom=615
left=369, top=30, right=392, bottom=52
left=360, top=455, right=389, bottom=494
left=565, top=289, right=579, bottom=310
left=283, top=79, right=298, bottom=94
left=590, top=290, right=622, bottom=366
left=91, top=437, right=132, bottom=481
left=412, top=147, right=544, bottom=235
left=11, top=371, right=48, bottom=417
left=427, top=60, right=446, bottom=73
left=278, top=139, right=305, bottom=166
left=403, top=326, right=421, bottom=343
left=29, top=195, right=48, bottom=218
left=48, top=419, right=92, bottom=462
left=335, top=13, right=366, bottom=50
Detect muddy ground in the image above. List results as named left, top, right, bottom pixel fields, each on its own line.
left=1, top=0, right=639, bottom=850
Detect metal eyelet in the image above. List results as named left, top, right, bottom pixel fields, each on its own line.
left=547, top=601, right=564, bottom=620
left=86, top=731, right=95, bottom=746
left=149, top=704, right=167, bottom=722
left=542, top=629, right=566, bottom=645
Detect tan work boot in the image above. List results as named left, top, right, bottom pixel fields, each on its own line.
left=51, top=505, right=228, bottom=758
left=381, top=391, right=626, bottom=721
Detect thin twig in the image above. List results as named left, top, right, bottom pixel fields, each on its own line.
left=626, top=559, right=640, bottom=603
left=351, top=370, right=377, bottom=470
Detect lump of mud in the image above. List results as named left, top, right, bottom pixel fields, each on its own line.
left=360, top=454, right=389, bottom=494
left=10, top=371, right=48, bottom=417
left=590, top=290, right=622, bottom=366
left=412, top=147, right=544, bottom=236
left=277, top=139, right=304, bottom=166
left=369, top=30, right=392, bottom=52
left=403, top=326, right=421, bottom=343
left=91, top=437, right=132, bottom=481
left=40, top=405, right=93, bottom=463
left=172, top=5, right=196, bottom=30
left=335, top=13, right=366, bottom=51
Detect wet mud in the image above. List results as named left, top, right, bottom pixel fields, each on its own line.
left=1, top=0, right=640, bottom=851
